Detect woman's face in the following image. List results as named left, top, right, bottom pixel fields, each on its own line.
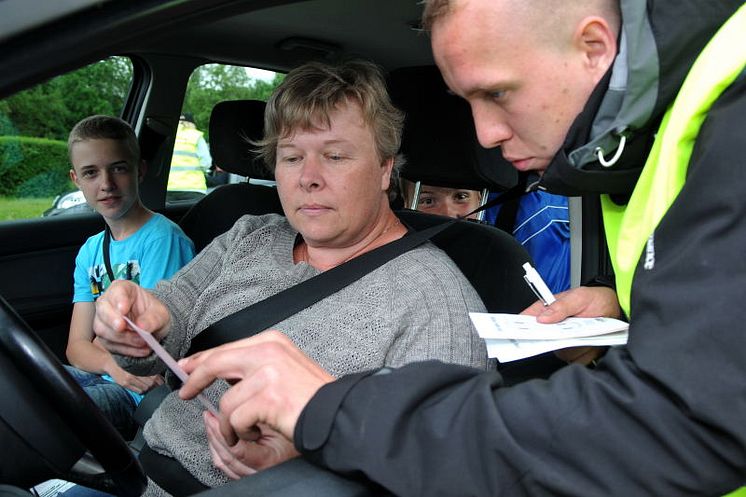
left=274, top=100, right=393, bottom=249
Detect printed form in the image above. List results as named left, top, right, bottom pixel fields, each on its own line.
left=469, top=313, right=629, bottom=362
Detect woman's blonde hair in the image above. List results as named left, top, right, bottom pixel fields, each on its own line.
left=256, top=59, right=405, bottom=174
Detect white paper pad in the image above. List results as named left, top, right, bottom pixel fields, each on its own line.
left=469, top=312, right=629, bottom=362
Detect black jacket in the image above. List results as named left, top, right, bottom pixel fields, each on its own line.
left=294, top=1, right=746, bottom=495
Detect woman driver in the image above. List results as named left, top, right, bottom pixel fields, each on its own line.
left=93, top=59, right=487, bottom=495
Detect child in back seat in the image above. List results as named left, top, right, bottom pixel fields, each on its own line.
left=64, top=115, right=195, bottom=439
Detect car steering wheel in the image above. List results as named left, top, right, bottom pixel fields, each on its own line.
left=0, top=295, right=146, bottom=496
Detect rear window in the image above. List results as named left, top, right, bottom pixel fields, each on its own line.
left=165, top=63, right=283, bottom=203
left=0, top=56, right=133, bottom=222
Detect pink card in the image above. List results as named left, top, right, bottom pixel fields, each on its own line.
left=122, top=315, right=220, bottom=416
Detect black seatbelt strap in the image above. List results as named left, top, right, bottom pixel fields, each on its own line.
left=102, top=225, right=116, bottom=283
left=493, top=194, right=521, bottom=233
left=188, top=178, right=532, bottom=355
left=139, top=443, right=207, bottom=496
left=460, top=173, right=529, bottom=222
left=187, top=218, right=457, bottom=355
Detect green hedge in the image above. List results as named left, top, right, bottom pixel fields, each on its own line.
left=0, top=135, right=73, bottom=197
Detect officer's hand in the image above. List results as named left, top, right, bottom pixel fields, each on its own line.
left=179, top=330, right=334, bottom=444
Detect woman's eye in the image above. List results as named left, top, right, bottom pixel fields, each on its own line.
left=327, top=153, right=345, bottom=161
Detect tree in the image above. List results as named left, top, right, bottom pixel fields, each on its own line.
left=0, top=57, right=132, bottom=197
left=0, top=57, right=132, bottom=141
left=182, top=64, right=284, bottom=140
left=0, top=59, right=282, bottom=197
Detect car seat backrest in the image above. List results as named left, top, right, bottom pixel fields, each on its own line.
left=388, top=65, right=517, bottom=193
left=208, top=99, right=273, bottom=179
left=397, top=209, right=535, bottom=314
left=396, top=210, right=565, bottom=381
left=179, top=99, right=283, bottom=252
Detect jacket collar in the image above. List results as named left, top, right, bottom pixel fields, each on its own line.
left=533, top=0, right=743, bottom=196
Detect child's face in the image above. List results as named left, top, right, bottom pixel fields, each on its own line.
left=404, top=180, right=482, bottom=219
left=69, top=138, right=142, bottom=222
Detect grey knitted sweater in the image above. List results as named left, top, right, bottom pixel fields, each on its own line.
left=120, top=213, right=487, bottom=492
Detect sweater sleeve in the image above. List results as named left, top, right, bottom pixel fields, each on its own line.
left=155, top=218, right=262, bottom=358
left=293, top=79, right=746, bottom=496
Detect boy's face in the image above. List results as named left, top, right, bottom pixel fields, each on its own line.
left=69, top=138, right=143, bottom=222
left=404, top=180, right=482, bottom=219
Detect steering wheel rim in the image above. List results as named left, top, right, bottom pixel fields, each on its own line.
left=0, top=295, right=146, bottom=496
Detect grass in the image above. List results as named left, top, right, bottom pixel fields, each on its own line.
left=0, top=196, right=55, bottom=221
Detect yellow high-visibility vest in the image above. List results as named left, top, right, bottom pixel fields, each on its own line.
left=600, top=7, right=746, bottom=495
left=601, top=4, right=746, bottom=319
left=168, top=124, right=208, bottom=193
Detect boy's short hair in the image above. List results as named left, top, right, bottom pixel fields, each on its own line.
left=256, top=59, right=405, bottom=174
left=68, top=115, right=140, bottom=166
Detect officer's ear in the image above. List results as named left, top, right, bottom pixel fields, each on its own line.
left=573, top=15, right=618, bottom=83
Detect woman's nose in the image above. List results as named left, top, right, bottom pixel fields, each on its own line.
left=298, top=156, right=324, bottom=190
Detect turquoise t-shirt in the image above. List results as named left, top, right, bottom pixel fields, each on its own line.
left=73, top=213, right=195, bottom=301
left=72, top=212, right=195, bottom=403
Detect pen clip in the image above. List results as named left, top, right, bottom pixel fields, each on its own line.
left=522, top=262, right=556, bottom=307
left=523, top=274, right=550, bottom=306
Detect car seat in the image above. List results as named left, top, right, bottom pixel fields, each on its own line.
left=129, top=100, right=285, bottom=451
left=389, top=66, right=564, bottom=381
left=178, top=99, right=284, bottom=252
left=397, top=209, right=534, bottom=313
left=389, top=65, right=534, bottom=311
left=388, top=65, right=518, bottom=221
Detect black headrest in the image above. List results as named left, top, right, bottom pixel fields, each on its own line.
left=389, top=66, right=517, bottom=191
left=209, top=99, right=273, bottom=180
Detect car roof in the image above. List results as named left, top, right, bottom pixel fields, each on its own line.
left=0, top=0, right=431, bottom=98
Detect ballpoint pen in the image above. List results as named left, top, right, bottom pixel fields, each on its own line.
left=522, top=262, right=556, bottom=306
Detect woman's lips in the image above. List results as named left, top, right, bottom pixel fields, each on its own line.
left=298, top=204, right=332, bottom=216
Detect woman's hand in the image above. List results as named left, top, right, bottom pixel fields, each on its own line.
left=93, top=280, right=171, bottom=357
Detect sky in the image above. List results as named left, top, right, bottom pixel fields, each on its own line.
left=245, top=67, right=277, bottom=81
